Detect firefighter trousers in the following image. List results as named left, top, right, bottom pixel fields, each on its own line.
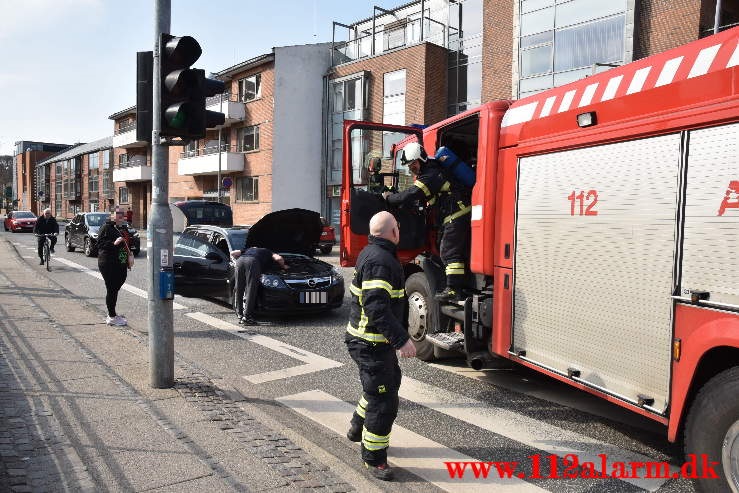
left=346, top=339, right=402, bottom=466
left=439, top=214, right=471, bottom=288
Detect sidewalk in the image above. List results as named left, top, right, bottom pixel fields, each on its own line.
left=0, top=237, right=364, bottom=492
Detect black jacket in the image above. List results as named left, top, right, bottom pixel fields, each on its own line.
left=96, top=220, right=127, bottom=259
left=386, top=159, right=471, bottom=221
left=346, top=236, right=408, bottom=349
left=34, top=216, right=59, bottom=235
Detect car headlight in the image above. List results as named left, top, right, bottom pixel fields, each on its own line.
left=330, top=267, right=343, bottom=284
left=91, top=233, right=98, bottom=238
left=261, top=274, right=287, bottom=289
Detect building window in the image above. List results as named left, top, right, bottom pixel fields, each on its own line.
left=88, top=174, right=99, bottom=194
left=329, top=75, right=365, bottom=183
left=447, top=0, right=483, bottom=116
left=103, top=150, right=111, bottom=169
left=119, top=187, right=129, bottom=204
left=118, top=153, right=128, bottom=167
left=237, top=126, right=260, bottom=152
left=89, top=152, right=99, bottom=171
left=383, top=69, right=407, bottom=158
left=235, top=176, right=258, bottom=202
left=518, top=0, right=626, bottom=98
left=238, top=74, right=261, bottom=102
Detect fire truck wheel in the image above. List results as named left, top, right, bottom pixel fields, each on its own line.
left=684, top=366, right=739, bottom=493
left=405, top=272, right=437, bottom=361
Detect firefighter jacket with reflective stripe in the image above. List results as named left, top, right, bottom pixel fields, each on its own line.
left=345, top=236, right=408, bottom=349
left=385, top=159, right=471, bottom=224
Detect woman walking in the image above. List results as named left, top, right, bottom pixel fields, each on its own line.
left=97, top=207, right=133, bottom=326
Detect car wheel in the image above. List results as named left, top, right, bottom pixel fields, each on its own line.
left=65, top=234, right=75, bottom=252
left=685, top=366, right=739, bottom=493
left=320, top=245, right=333, bottom=254
left=405, top=272, right=438, bottom=361
left=84, top=237, right=94, bottom=257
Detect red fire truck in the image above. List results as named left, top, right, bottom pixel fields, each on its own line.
left=340, top=26, right=739, bottom=491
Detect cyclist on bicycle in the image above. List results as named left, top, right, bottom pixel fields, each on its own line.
left=34, top=208, right=59, bottom=265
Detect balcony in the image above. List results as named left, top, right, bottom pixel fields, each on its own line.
left=113, top=121, right=147, bottom=149
left=113, top=156, right=152, bottom=182
left=177, top=144, right=244, bottom=176
left=205, top=92, right=245, bottom=127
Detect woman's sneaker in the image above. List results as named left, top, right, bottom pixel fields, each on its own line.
left=105, top=316, right=115, bottom=325
left=113, top=315, right=127, bottom=326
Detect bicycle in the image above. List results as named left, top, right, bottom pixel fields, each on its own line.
left=36, top=233, right=58, bottom=272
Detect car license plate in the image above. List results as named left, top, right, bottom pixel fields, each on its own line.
left=299, top=291, right=327, bottom=304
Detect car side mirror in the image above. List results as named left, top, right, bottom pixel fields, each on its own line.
left=205, top=251, right=222, bottom=262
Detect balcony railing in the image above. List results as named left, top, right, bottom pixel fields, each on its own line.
left=115, top=121, right=136, bottom=135
left=332, top=16, right=451, bottom=65
left=117, top=156, right=151, bottom=168
left=180, top=143, right=232, bottom=159
left=205, top=92, right=234, bottom=107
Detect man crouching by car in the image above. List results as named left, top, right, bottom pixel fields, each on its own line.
left=230, top=246, right=288, bottom=325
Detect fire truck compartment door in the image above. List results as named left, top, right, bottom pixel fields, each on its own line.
left=513, top=133, right=681, bottom=413
left=681, top=122, right=739, bottom=307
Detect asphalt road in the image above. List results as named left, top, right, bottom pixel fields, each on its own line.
left=3, top=228, right=698, bottom=492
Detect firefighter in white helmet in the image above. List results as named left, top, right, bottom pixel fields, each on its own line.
left=383, top=141, right=472, bottom=302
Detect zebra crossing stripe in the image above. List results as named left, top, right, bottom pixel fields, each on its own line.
left=277, top=389, right=548, bottom=492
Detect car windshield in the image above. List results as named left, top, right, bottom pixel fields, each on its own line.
left=14, top=211, right=35, bottom=218
left=86, top=213, right=109, bottom=227
left=226, top=229, right=249, bottom=250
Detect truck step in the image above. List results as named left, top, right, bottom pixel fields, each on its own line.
left=425, top=332, right=464, bottom=351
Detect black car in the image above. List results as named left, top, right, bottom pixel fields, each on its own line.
left=172, top=208, right=344, bottom=315
left=65, top=212, right=141, bottom=257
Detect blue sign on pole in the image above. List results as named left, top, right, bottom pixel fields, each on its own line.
left=221, top=177, right=233, bottom=190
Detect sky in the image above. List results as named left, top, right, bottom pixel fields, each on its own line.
left=0, top=0, right=400, bottom=156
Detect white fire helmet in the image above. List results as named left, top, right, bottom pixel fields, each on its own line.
left=400, top=142, right=427, bottom=164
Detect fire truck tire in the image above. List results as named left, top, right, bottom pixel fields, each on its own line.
left=684, top=366, right=739, bottom=493
left=405, top=272, right=437, bottom=361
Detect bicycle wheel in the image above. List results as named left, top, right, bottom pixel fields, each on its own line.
left=43, top=241, right=51, bottom=271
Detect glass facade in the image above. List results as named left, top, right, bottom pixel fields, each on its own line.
left=447, top=0, right=483, bottom=115
left=518, top=0, right=627, bottom=97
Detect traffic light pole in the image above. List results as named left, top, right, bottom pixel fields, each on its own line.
left=149, top=0, right=174, bottom=388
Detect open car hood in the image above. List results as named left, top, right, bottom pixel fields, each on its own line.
left=245, top=208, right=322, bottom=256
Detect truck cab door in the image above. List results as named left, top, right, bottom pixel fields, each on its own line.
left=340, top=121, right=423, bottom=266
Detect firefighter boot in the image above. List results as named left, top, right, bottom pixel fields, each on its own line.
left=365, top=462, right=394, bottom=481
left=435, top=287, right=461, bottom=303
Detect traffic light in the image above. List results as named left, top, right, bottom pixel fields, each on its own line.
left=136, top=51, right=153, bottom=143
left=159, top=34, right=225, bottom=140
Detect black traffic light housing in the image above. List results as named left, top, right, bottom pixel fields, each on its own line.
left=159, top=33, right=225, bottom=140
left=136, top=51, right=153, bottom=143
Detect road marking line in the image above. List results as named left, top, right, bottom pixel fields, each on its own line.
left=186, top=312, right=343, bottom=383
left=278, top=390, right=547, bottom=492
left=400, top=376, right=674, bottom=491
left=52, top=256, right=188, bottom=310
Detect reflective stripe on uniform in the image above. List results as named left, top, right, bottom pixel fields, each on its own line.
left=445, top=262, right=466, bottom=275
left=414, top=179, right=432, bottom=198
left=443, top=204, right=472, bottom=224
left=362, top=428, right=390, bottom=450
left=346, top=320, right=390, bottom=343
left=355, top=395, right=368, bottom=419
left=362, top=279, right=404, bottom=298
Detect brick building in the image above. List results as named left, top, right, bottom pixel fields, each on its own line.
left=323, top=0, right=738, bottom=227
left=13, top=141, right=70, bottom=214
left=34, top=137, right=114, bottom=219
left=109, top=43, right=330, bottom=227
